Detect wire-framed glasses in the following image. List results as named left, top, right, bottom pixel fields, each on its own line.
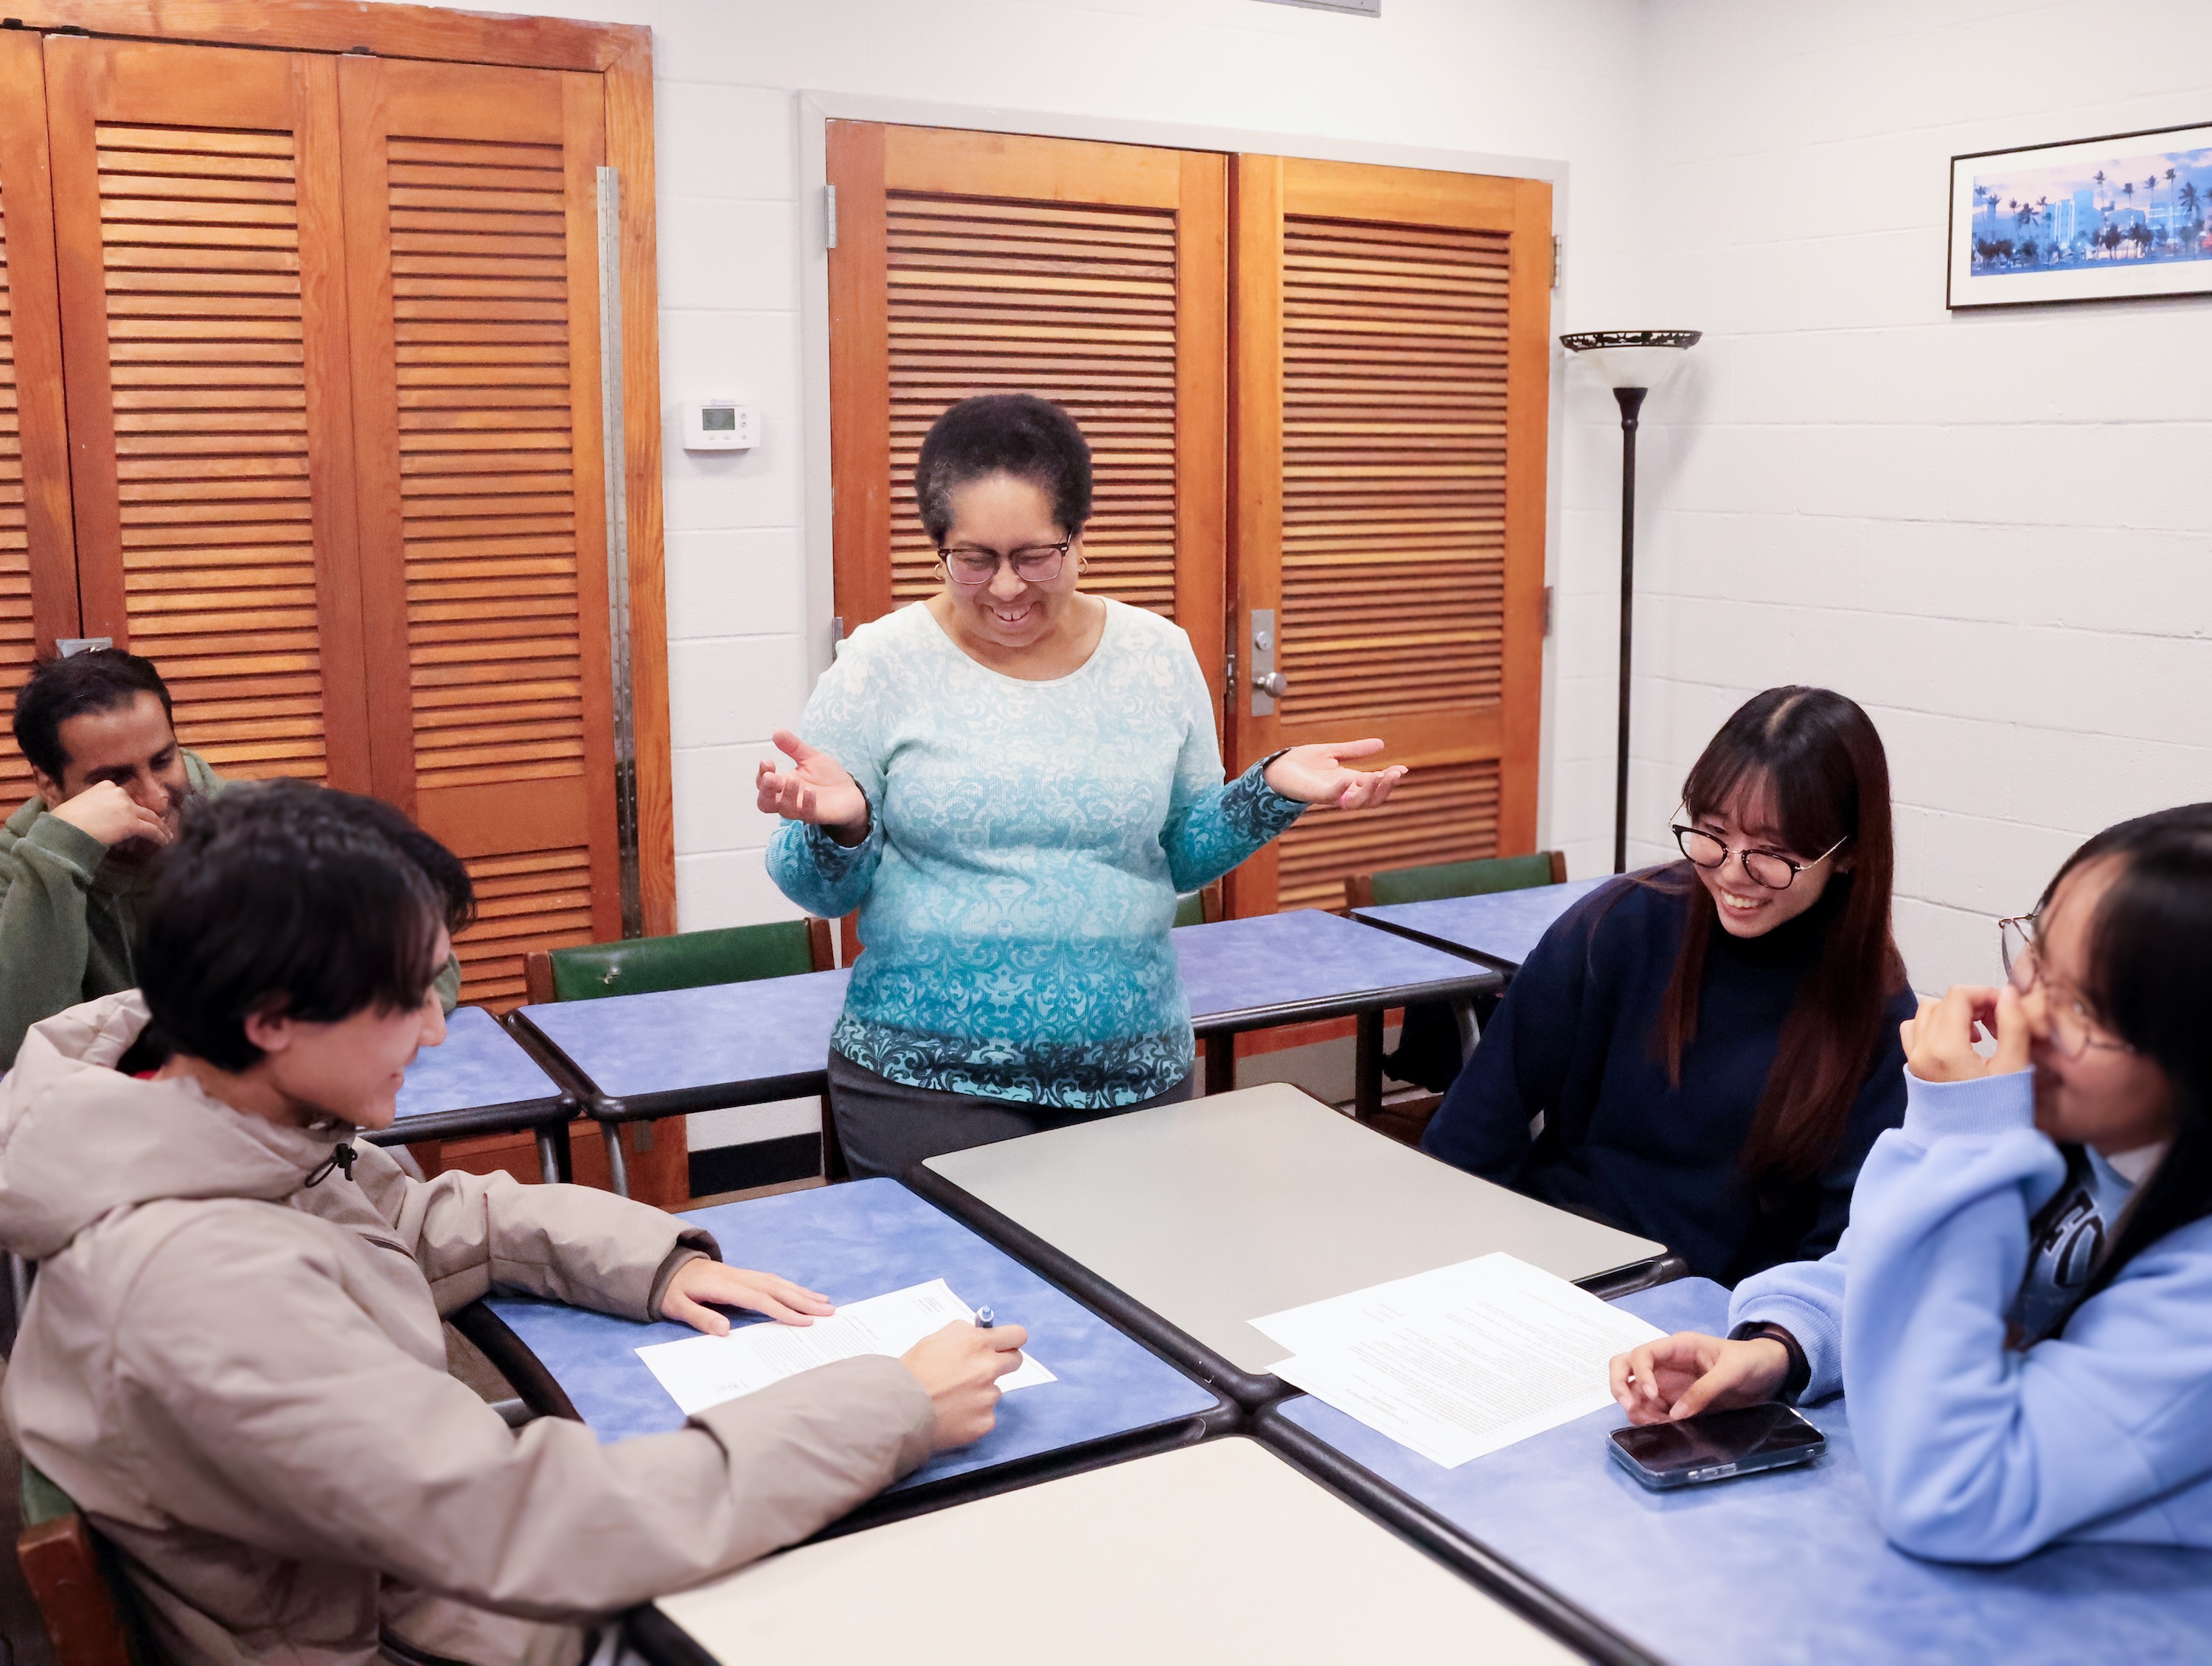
left=1672, top=823, right=1848, bottom=890
left=1997, top=915, right=2133, bottom=1060
left=938, top=539, right=1073, bottom=586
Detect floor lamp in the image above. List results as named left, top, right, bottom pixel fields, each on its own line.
left=1559, top=330, right=1701, bottom=874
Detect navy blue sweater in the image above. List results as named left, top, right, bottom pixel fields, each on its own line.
left=1421, top=874, right=1913, bottom=1284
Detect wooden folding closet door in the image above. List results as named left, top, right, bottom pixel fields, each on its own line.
left=0, top=31, right=78, bottom=806
left=827, top=122, right=1228, bottom=705
left=336, top=56, right=621, bottom=1007
left=1228, top=158, right=1551, bottom=913
left=41, top=34, right=372, bottom=788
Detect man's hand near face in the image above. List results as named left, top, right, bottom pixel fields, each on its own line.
left=48, top=780, right=175, bottom=851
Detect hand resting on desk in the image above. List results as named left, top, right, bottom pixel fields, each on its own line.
left=660, top=1260, right=838, bottom=1335
left=902, top=1321, right=1031, bottom=1451
left=1610, top=1331, right=1790, bottom=1425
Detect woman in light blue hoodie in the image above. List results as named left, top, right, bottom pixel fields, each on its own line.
left=1608, top=804, right=2212, bottom=1562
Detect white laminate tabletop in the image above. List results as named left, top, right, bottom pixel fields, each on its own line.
left=653, top=1437, right=1576, bottom=1665
left=923, top=1082, right=1665, bottom=1373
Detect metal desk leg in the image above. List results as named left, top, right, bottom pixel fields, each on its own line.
left=1354, top=1009, right=1383, bottom=1121
left=5, top=1252, right=29, bottom=1356
left=1202, top=1033, right=1235, bottom=1096
left=599, top=1119, right=631, bottom=1199
left=535, top=1120, right=575, bottom=1185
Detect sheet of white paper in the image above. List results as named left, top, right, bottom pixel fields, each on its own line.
left=636, top=1278, right=1054, bottom=1418
left=1253, top=1253, right=1663, bottom=1469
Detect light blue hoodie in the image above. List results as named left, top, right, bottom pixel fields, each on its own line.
left=1731, top=1066, right=2212, bottom=1561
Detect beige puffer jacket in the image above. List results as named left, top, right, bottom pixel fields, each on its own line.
left=0, top=994, right=936, bottom=1665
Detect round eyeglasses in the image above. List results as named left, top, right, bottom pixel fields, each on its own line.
left=1997, top=916, right=2132, bottom=1060
left=938, top=539, right=1072, bottom=587
left=1672, top=823, right=1848, bottom=890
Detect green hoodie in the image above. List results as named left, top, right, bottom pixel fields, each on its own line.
left=0, top=750, right=225, bottom=1071
left=0, top=754, right=459, bottom=1068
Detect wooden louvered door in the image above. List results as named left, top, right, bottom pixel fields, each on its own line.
left=827, top=123, right=1227, bottom=705
left=42, top=35, right=373, bottom=787
left=0, top=31, right=79, bottom=805
left=338, top=57, right=620, bottom=1007
left=1228, top=158, right=1550, bottom=913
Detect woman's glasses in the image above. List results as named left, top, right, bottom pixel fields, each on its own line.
left=938, top=540, right=1072, bottom=586
left=1997, top=915, right=2132, bottom=1060
left=1672, top=824, right=1848, bottom=890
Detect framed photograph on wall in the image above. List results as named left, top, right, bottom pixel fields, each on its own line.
left=1948, top=122, right=2212, bottom=308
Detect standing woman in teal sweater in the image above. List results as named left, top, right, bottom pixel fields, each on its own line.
left=761, top=394, right=1404, bottom=1179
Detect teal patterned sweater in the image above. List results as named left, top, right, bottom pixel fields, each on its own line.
left=767, top=599, right=1305, bottom=1107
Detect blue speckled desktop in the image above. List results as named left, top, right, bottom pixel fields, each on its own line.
left=392, top=1007, right=563, bottom=1121
left=486, top=1179, right=1220, bottom=1492
left=518, top=968, right=852, bottom=1104
left=1175, top=910, right=1496, bottom=1025
left=1354, top=875, right=1609, bottom=972
left=515, top=914, right=1494, bottom=1109
left=1274, top=1278, right=2212, bottom=1665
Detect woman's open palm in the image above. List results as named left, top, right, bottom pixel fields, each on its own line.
left=757, top=730, right=869, bottom=835
left=1263, top=739, right=1407, bottom=811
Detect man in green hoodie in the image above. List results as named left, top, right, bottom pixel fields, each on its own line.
left=0, top=649, right=219, bottom=1070
left=2, top=649, right=462, bottom=1070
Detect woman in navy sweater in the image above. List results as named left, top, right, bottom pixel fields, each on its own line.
left=1422, top=687, right=1915, bottom=1283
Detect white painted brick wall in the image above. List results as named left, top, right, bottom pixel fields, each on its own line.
left=1591, top=0, right=2212, bottom=992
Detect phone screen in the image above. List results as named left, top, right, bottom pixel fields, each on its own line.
left=1610, top=1403, right=1823, bottom=1482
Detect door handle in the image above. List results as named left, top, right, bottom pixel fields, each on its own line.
left=1253, top=672, right=1288, bottom=698
left=1249, top=609, right=1284, bottom=717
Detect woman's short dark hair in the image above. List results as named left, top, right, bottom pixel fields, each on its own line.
left=11, top=648, right=173, bottom=781
left=2045, top=804, right=2212, bottom=1299
left=137, top=779, right=450, bottom=1072
left=914, top=394, right=1092, bottom=545
left=1648, top=686, right=1905, bottom=1188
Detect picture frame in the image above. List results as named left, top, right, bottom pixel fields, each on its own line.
left=1947, top=121, right=2212, bottom=309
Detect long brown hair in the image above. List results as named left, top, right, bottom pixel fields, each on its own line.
left=1650, top=686, right=1905, bottom=1187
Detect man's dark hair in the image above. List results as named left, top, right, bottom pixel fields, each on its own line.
left=137, top=780, right=449, bottom=1073
left=11, top=649, right=174, bottom=781
left=914, top=394, right=1093, bottom=545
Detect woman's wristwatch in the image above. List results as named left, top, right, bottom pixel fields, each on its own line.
left=1728, top=1320, right=1811, bottom=1404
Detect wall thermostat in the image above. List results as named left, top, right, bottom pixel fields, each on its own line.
left=682, top=399, right=758, bottom=451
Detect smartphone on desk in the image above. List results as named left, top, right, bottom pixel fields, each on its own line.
left=1607, top=1403, right=1825, bottom=1490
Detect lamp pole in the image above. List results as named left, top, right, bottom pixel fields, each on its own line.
left=1558, top=330, right=1700, bottom=878
left=1612, top=385, right=1646, bottom=876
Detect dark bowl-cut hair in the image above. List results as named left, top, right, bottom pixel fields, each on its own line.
left=136, top=779, right=450, bottom=1073
left=12, top=648, right=173, bottom=781
left=913, top=394, right=1092, bottom=546
left=1644, top=686, right=1905, bottom=1191
left=2042, top=803, right=2212, bottom=1301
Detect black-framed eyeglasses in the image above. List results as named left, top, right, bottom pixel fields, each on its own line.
left=1672, top=823, right=1848, bottom=890
left=1998, top=915, right=2133, bottom=1060
left=937, top=539, right=1072, bottom=586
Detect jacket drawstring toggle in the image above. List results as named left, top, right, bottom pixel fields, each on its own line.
left=304, top=1143, right=356, bottom=1188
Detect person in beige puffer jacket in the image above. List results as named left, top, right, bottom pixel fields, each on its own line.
left=0, top=780, right=1026, bottom=1665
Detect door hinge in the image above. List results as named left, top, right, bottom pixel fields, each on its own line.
left=1542, top=585, right=1554, bottom=638
left=1551, top=234, right=1564, bottom=290
left=824, top=184, right=838, bottom=250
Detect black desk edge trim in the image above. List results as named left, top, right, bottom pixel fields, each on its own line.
left=1346, top=909, right=1525, bottom=975
left=365, top=1095, right=573, bottom=1146
left=904, top=1165, right=1285, bottom=1409
left=503, top=1010, right=604, bottom=1106
left=1579, top=1252, right=1689, bottom=1301
left=1188, top=972, right=1502, bottom=1038
left=1251, top=1404, right=1666, bottom=1666
left=623, top=1603, right=717, bottom=1666
left=449, top=1301, right=582, bottom=1423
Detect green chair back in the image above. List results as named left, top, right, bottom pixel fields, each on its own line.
left=1172, top=893, right=1206, bottom=929
left=546, top=921, right=818, bottom=1002
left=21, top=1460, right=75, bottom=1527
left=1368, top=851, right=1561, bottom=907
